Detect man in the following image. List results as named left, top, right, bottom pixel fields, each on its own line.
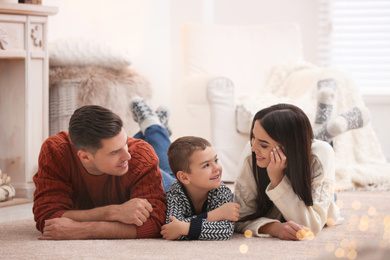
left=33, top=105, right=166, bottom=240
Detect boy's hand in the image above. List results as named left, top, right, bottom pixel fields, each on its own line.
left=161, top=216, right=190, bottom=240
left=207, top=202, right=240, bottom=222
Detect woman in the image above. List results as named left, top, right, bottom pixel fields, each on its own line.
left=234, top=103, right=343, bottom=240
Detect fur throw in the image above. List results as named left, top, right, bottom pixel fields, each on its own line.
left=239, top=60, right=390, bottom=191
left=49, top=66, right=152, bottom=136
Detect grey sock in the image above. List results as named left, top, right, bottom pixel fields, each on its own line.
left=130, top=97, right=161, bottom=134
left=156, top=106, right=172, bottom=136
left=314, top=106, right=370, bottom=142
left=314, top=79, right=337, bottom=131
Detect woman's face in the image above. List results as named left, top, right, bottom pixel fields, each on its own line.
left=251, top=120, right=281, bottom=168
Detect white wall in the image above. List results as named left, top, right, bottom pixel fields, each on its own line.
left=43, top=0, right=172, bottom=107
left=42, top=0, right=389, bottom=161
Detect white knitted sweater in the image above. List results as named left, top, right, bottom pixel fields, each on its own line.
left=234, top=139, right=344, bottom=237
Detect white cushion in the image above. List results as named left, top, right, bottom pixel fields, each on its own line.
left=235, top=94, right=293, bottom=134
left=49, top=37, right=132, bottom=70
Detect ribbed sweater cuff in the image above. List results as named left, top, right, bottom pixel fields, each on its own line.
left=188, top=212, right=207, bottom=240
left=137, top=220, right=161, bottom=238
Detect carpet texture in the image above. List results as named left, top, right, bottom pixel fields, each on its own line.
left=1, top=191, right=389, bottom=260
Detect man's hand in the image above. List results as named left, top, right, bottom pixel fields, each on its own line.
left=207, top=202, right=240, bottom=222
left=160, top=216, right=190, bottom=240
left=38, top=218, right=84, bottom=240
left=115, top=198, right=153, bottom=226
left=38, top=217, right=138, bottom=240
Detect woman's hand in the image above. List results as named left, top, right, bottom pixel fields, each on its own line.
left=259, top=221, right=309, bottom=241
left=267, top=146, right=287, bottom=188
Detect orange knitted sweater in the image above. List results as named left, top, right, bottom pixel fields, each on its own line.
left=33, top=131, right=167, bottom=238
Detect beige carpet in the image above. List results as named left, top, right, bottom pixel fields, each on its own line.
left=1, top=191, right=389, bottom=260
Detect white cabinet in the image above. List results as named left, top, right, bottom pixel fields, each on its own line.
left=0, top=3, right=57, bottom=198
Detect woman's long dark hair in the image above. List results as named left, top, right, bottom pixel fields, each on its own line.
left=240, top=103, right=314, bottom=222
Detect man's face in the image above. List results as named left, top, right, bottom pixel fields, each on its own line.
left=84, top=128, right=131, bottom=176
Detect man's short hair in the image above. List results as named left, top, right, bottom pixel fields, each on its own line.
left=69, top=105, right=123, bottom=154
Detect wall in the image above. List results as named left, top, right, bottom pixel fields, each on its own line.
left=42, top=0, right=389, bottom=161
left=43, top=0, right=172, bottom=107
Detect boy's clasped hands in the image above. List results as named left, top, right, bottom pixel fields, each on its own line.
left=161, top=202, right=240, bottom=240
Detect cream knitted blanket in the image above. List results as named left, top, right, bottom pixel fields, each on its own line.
left=238, top=61, right=390, bottom=191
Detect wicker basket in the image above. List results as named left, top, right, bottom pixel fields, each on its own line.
left=49, top=78, right=81, bottom=136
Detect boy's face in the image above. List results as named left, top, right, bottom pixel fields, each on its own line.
left=186, top=146, right=222, bottom=191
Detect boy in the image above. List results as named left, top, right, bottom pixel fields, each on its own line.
left=161, top=136, right=240, bottom=240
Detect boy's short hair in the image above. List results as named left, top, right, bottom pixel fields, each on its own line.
left=167, top=136, right=211, bottom=178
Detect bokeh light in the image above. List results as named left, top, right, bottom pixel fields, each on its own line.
left=326, top=242, right=335, bottom=252
left=347, top=249, right=357, bottom=260
left=336, top=200, right=344, bottom=209
left=239, top=244, right=248, bottom=254
left=340, top=238, right=349, bottom=248
left=335, top=248, right=345, bottom=258
left=368, top=207, right=376, bottom=216
left=358, top=215, right=370, bottom=231
left=349, top=214, right=359, bottom=225
left=327, top=217, right=335, bottom=226
left=352, top=200, right=361, bottom=210
left=244, top=230, right=253, bottom=238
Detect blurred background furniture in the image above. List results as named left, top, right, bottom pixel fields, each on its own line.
left=182, top=23, right=390, bottom=190
left=181, top=23, right=303, bottom=182
left=48, top=38, right=152, bottom=138
left=0, top=4, right=57, bottom=199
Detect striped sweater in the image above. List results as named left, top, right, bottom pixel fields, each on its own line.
left=33, top=131, right=167, bottom=238
left=165, top=181, right=234, bottom=240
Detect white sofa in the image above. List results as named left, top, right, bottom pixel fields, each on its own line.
left=182, top=23, right=304, bottom=182
left=182, top=23, right=390, bottom=190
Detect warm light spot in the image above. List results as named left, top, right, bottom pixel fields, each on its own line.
left=347, top=249, right=357, bottom=260
left=335, top=248, right=345, bottom=258
left=336, top=200, right=344, bottom=209
left=348, top=240, right=357, bottom=250
left=337, top=231, right=346, bottom=240
left=385, top=224, right=390, bottom=233
left=347, top=224, right=355, bottom=232
left=383, top=232, right=390, bottom=240
left=326, top=242, right=335, bottom=252
left=368, top=207, right=376, bottom=216
left=239, top=244, right=248, bottom=254
left=349, top=214, right=359, bottom=225
left=327, top=217, right=335, bottom=226
left=358, top=215, right=370, bottom=231
left=296, top=229, right=306, bottom=240
left=244, top=230, right=253, bottom=238
left=328, top=183, right=335, bottom=192
left=340, top=238, right=349, bottom=248
left=379, top=240, right=388, bottom=248
left=383, top=216, right=390, bottom=226
left=352, top=200, right=361, bottom=210
left=370, top=223, right=378, bottom=232
left=305, top=231, right=315, bottom=241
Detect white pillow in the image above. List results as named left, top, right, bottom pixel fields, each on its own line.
left=49, top=37, right=132, bottom=70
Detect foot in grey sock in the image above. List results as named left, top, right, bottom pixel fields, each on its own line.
left=314, top=79, right=337, bottom=130
left=130, top=97, right=161, bottom=134
left=314, top=106, right=370, bottom=142
left=156, top=106, right=172, bottom=136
